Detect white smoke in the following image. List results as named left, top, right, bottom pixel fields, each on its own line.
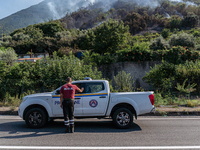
left=169, top=0, right=197, bottom=6
left=46, top=0, right=198, bottom=21
left=47, top=2, right=60, bottom=19
left=91, top=0, right=160, bottom=8
left=87, top=0, right=95, bottom=4
left=165, top=13, right=171, bottom=18
left=175, top=10, right=184, bottom=19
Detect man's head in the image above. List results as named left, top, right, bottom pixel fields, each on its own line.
left=66, top=77, right=72, bottom=83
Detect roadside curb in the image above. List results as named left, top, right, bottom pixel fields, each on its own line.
left=1, top=110, right=200, bottom=116
left=0, top=111, right=18, bottom=115
left=143, top=111, right=200, bottom=116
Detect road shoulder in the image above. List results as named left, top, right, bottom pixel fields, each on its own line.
left=0, top=106, right=200, bottom=116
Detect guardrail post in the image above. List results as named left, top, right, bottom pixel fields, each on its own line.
left=21, top=79, right=23, bottom=94
left=150, top=79, right=152, bottom=91
left=42, top=79, right=44, bottom=93
left=170, top=77, right=173, bottom=104
left=189, top=78, right=191, bottom=99
left=4, top=79, right=7, bottom=104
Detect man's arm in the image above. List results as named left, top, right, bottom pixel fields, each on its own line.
left=60, top=93, right=63, bottom=108
left=77, top=87, right=84, bottom=93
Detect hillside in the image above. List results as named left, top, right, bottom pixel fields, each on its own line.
left=1, top=0, right=199, bottom=35
left=60, top=0, right=200, bottom=34
left=0, top=0, right=96, bottom=34
left=0, top=0, right=200, bottom=55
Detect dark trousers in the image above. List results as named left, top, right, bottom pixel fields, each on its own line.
left=62, top=99, right=74, bottom=126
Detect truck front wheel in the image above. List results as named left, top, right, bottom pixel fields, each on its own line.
left=25, top=108, right=47, bottom=128
left=112, top=108, right=133, bottom=129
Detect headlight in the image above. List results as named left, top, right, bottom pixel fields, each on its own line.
left=22, top=97, right=29, bottom=102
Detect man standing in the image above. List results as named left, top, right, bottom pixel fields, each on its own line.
left=60, top=77, right=84, bottom=133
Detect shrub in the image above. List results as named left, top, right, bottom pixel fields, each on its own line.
left=55, top=31, right=72, bottom=40
left=196, top=44, right=200, bottom=51
left=191, top=30, right=200, bottom=37
left=142, top=62, right=176, bottom=91
left=182, top=12, right=199, bottom=28
left=166, top=15, right=182, bottom=29
left=150, top=36, right=170, bottom=50
left=113, top=71, right=134, bottom=92
left=0, top=41, right=3, bottom=47
left=3, top=36, right=12, bottom=42
left=143, top=60, right=200, bottom=94
left=169, top=33, right=196, bottom=48
left=163, top=46, right=188, bottom=64
left=161, top=28, right=170, bottom=39
left=12, top=33, right=30, bottom=41
left=0, top=52, right=102, bottom=101
left=186, top=100, right=198, bottom=107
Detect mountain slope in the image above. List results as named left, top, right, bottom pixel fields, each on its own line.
left=0, top=0, right=198, bottom=35
left=0, top=0, right=94, bottom=34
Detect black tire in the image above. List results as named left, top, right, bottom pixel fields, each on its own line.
left=25, top=108, right=47, bottom=128
left=112, top=108, right=133, bottom=129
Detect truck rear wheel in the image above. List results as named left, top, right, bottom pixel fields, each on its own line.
left=25, top=108, right=47, bottom=128
left=112, top=108, right=133, bottom=129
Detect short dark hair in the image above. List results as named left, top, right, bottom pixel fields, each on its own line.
left=66, top=77, right=72, bottom=83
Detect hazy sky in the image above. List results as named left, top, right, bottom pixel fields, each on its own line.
left=0, top=0, right=44, bottom=19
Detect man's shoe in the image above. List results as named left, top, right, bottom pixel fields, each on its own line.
left=70, top=125, right=74, bottom=133
left=65, top=126, right=70, bottom=133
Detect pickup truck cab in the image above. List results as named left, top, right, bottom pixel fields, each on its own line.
left=18, top=79, right=155, bottom=129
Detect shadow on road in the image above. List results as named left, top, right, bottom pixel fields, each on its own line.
left=0, top=119, right=141, bottom=139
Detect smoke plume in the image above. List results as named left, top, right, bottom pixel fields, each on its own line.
left=45, top=0, right=197, bottom=20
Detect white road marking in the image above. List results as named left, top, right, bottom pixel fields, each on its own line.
left=137, top=117, right=200, bottom=120
left=0, top=115, right=200, bottom=120
left=0, top=115, right=21, bottom=120
left=1, top=146, right=200, bottom=149
left=0, top=115, right=200, bottom=122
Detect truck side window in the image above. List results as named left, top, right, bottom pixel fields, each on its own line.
left=85, top=82, right=105, bottom=93
left=73, top=83, right=84, bottom=94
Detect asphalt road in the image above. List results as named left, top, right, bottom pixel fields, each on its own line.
left=0, top=116, right=200, bottom=150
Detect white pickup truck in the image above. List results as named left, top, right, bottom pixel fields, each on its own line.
left=18, top=79, right=155, bottom=129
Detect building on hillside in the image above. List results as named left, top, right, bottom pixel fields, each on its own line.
left=17, top=57, right=43, bottom=63
left=17, top=52, right=49, bottom=63
left=18, top=52, right=49, bottom=59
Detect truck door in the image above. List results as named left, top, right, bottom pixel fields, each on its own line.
left=52, top=91, right=63, bottom=116
left=52, top=83, right=84, bottom=116
left=82, top=82, right=109, bottom=116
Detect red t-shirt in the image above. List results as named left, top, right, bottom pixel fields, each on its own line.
left=60, top=84, right=79, bottom=99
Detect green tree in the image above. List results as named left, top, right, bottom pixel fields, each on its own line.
left=93, top=19, right=130, bottom=54
left=0, top=61, right=9, bottom=101
left=36, top=21, right=64, bottom=37
left=182, top=12, right=199, bottom=28
left=167, top=15, right=182, bottom=29
left=25, top=25, right=44, bottom=40
left=0, top=48, right=17, bottom=65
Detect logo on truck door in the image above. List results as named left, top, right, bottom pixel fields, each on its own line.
left=89, top=100, right=98, bottom=107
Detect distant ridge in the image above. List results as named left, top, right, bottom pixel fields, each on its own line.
left=0, top=0, right=198, bottom=35
left=0, top=0, right=94, bottom=34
